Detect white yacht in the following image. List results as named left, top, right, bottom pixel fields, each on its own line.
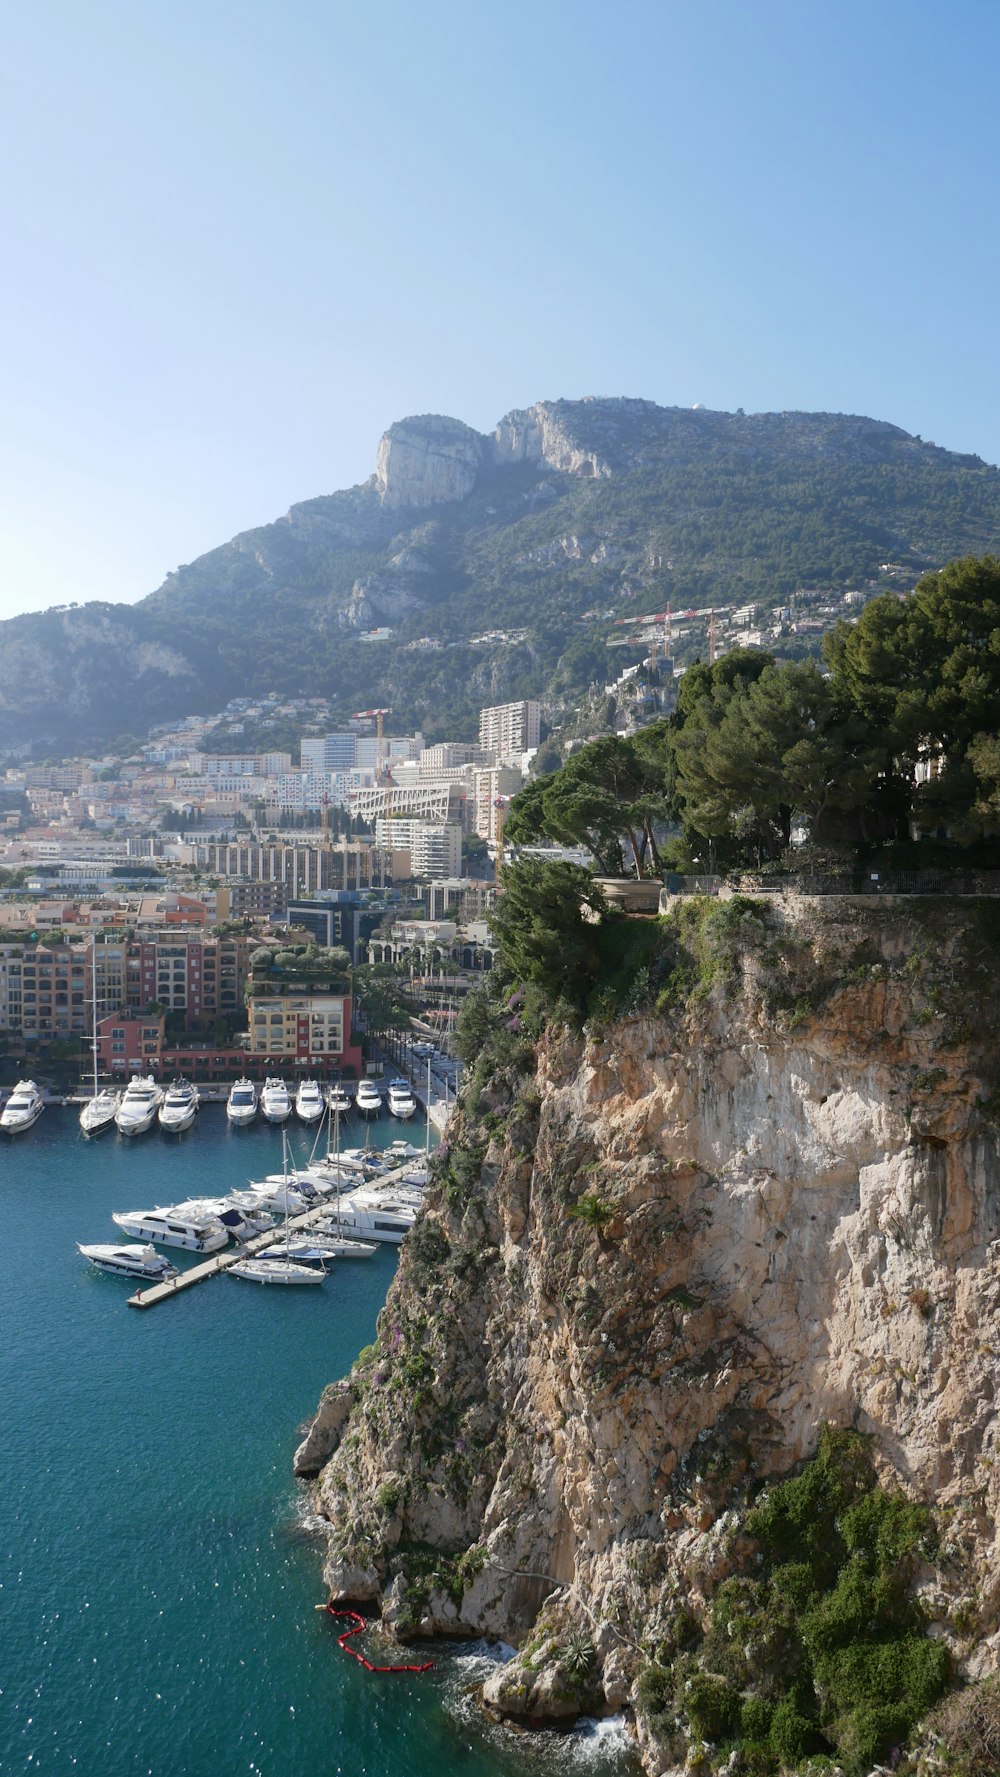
left=115, top=1075, right=163, bottom=1136
left=111, top=1207, right=228, bottom=1252
left=226, top=1078, right=258, bottom=1127
left=80, top=1088, right=120, bottom=1136
left=228, top=1257, right=325, bottom=1286
left=327, top=1082, right=352, bottom=1116
left=261, top=1077, right=291, bottom=1124
left=295, top=1079, right=325, bottom=1124
left=328, top=1186, right=419, bottom=1243
left=77, top=1242, right=179, bottom=1281
left=161, top=1197, right=276, bottom=1242
left=387, top=1079, right=417, bottom=1120
left=158, top=1079, right=199, bottom=1133
left=355, top=1079, right=383, bottom=1118
left=0, top=1080, right=44, bottom=1133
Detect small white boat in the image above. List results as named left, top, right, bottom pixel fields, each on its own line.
left=77, top=1242, right=179, bottom=1281
left=295, top=1079, right=325, bottom=1124
left=355, top=1080, right=382, bottom=1118
left=261, top=1077, right=291, bottom=1124
left=158, top=1078, right=199, bottom=1133
left=327, top=1082, right=352, bottom=1115
left=80, top=1088, right=121, bottom=1136
left=1, top=1080, right=45, bottom=1133
left=115, top=1075, right=163, bottom=1136
left=111, top=1207, right=228, bottom=1252
left=303, top=1225, right=377, bottom=1258
left=255, top=1239, right=335, bottom=1269
left=387, top=1080, right=417, bottom=1120
left=227, top=1078, right=258, bottom=1126
left=228, top=1257, right=325, bottom=1286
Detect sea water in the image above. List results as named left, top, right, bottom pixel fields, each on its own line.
left=0, top=1108, right=638, bottom=1776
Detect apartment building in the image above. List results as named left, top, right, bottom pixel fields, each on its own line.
left=126, top=934, right=252, bottom=1023
left=246, top=988, right=361, bottom=1069
left=0, top=940, right=128, bottom=1041
left=472, top=765, right=523, bottom=842
left=373, top=819, right=463, bottom=879
left=300, top=733, right=358, bottom=771
left=477, top=700, right=541, bottom=761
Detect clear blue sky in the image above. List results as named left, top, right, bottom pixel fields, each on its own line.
left=1, top=0, right=998, bottom=620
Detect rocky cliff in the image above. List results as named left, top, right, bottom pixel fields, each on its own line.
left=297, top=896, right=1000, bottom=1774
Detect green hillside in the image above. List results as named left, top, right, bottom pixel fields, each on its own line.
left=2, top=398, right=999, bottom=755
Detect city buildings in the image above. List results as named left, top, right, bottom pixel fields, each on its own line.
left=478, top=700, right=541, bottom=761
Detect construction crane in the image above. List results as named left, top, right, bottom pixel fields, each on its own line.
left=352, top=708, right=391, bottom=778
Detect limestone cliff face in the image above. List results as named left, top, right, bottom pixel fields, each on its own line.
left=374, top=415, right=485, bottom=508
left=301, top=899, right=1000, bottom=1764
left=373, top=402, right=615, bottom=509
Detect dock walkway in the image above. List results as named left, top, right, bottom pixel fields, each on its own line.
left=127, top=1202, right=337, bottom=1309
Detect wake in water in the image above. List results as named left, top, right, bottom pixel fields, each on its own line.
left=442, top=1643, right=638, bottom=1774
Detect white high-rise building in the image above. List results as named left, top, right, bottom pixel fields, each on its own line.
left=374, top=819, right=463, bottom=879
left=478, top=701, right=541, bottom=761
left=300, top=734, right=357, bottom=771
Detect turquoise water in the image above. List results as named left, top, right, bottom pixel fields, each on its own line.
left=0, top=1108, right=637, bottom=1777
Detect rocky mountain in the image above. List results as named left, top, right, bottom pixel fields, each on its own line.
left=296, top=895, right=1000, bottom=1774
left=5, top=398, right=1000, bottom=754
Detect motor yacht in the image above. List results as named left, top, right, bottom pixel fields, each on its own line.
left=228, top=1257, right=325, bottom=1286
left=115, top=1075, right=163, bottom=1136
left=77, top=1242, right=179, bottom=1281
left=355, top=1080, right=383, bottom=1118
left=160, top=1197, right=276, bottom=1242
left=111, top=1207, right=228, bottom=1252
left=80, top=1088, right=120, bottom=1136
left=261, top=1077, right=291, bottom=1124
left=226, top=1078, right=258, bottom=1127
left=387, top=1079, right=417, bottom=1120
left=295, top=1079, right=325, bottom=1124
left=328, top=1186, right=419, bottom=1243
left=158, top=1078, right=199, bottom=1133
left=327, top=1082, right=352, bottom=1116
left=0, top=1080, right=44, bottom=1133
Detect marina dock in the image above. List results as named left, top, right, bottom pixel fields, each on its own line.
left=127, top=1201, right=346, bottom=1308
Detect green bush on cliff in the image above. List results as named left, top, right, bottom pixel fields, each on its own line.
left=636, top=1427, right=950, bottom=1777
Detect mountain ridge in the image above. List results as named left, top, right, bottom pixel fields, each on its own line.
left=3, top=397, right=1000, bottom=756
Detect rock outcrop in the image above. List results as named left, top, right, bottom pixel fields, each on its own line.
left=299, top=897, right=1000, bottom=1769
left=374, top=414, right=485, bottom=508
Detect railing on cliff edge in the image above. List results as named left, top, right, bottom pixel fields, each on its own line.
left=661, top=869, right=1000, bottom=898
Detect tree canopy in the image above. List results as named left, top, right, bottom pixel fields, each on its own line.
left=502, top=556, right=1000, bottom=874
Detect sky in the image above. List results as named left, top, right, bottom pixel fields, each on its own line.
left=1, top=0, right=998, bottom=621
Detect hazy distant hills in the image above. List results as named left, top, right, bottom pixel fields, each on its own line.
left=4, top=397, right=1000, bottom=756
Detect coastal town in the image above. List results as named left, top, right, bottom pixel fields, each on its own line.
left=0, top=695, right=544, bottom=1086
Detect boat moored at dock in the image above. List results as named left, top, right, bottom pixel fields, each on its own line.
left=226, top=1078, right=258, bottom=1126
left=80, top=1088, right=120, bottom=1136
left=78, top=1242, right=180, bottom=1281
left=115, top=1076, right=163, bottom=1136
left=295, top=1079, right=325, bottom=1123
left=158, top=1079, right=199, bottom=1133
left=112, top=1207, right=228, bottom=1252
left=387, top=1079, right=417, bottom=1119
left=355, top=1080, right=383, bottom=1118
left=261, top=1078, right=292, bottom=1124
left=1, top=1080, right=45, bottom=1133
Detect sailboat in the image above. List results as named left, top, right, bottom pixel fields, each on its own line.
left=229, top=1129, right=327, bottom=1285
left=79, top=938, right=120, bottom=1135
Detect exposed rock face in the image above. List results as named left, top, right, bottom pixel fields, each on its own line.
left=300, top=899, right=1000, bottom=1766
left=375, top=414, right=485, bottom=508
left=491, top=401, right=614, bottom=480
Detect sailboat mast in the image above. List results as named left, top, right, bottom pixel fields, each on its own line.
left=91, top=936, right=99, bottom=1097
